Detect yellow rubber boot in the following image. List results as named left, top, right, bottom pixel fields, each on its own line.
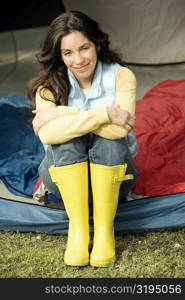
left=90, top=163, right=133, bottom=267
left=49, top=161, right=89, bottom=266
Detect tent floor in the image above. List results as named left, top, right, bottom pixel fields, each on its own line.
left=0, top=180, right=44, bottom=205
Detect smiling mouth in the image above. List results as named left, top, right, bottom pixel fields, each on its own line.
left=73, top=63, right=89, bottom=71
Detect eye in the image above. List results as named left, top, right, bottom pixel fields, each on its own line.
left=62, top=51, right=71, bottom=56
left=82, top=45, right=90, bottom=50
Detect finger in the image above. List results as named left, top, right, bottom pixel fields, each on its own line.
left=33, top=126, right=38, bottom=135
left=32, top=110, right=41, bottom=116
left=124, top=124, right=133, bottom=131
left=127, top=122, right=134, bottom=129
left=32, top=109, right=42, bottom=114
left=130, top=115, right=136, bottom=122
left=127, top=112, right=136, bottom=118
left=125, top=123, right=133, bottom=128
left=127, top=116, right=136, bottom=124
left=129, top=115, right=136, bottom=121
left=127, top=118, right=135, bottom=125
left=33, top=124, right=39, bottom=135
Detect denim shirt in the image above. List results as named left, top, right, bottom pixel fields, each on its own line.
left=67, top=61, right=137, bottom=157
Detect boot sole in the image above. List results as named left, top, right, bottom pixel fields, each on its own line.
left=64, top=257, right=89, bottom=267
left=90, top=256, right=115, bottom=268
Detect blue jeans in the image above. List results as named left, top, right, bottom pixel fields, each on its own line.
left=39, top=134, right=138, bottom=203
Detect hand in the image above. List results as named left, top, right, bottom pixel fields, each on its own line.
left=32, top=106, right=59, bottom=135
left=107, top=105, right=136, bottom=131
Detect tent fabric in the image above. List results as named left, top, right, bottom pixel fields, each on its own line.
left=63, top=0, right=185, bottom=64
left=1, top=192, right=185, bottom=234
left=133, top=79, right=185, bottom=196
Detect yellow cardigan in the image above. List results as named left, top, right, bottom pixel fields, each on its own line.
left=35, top=67, right=136, bottom=145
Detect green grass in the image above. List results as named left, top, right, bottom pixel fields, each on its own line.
left=0, top=228, right=185, bottom=278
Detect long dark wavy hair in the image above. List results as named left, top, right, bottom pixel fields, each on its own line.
left=27, top=10, right=126, bottom=108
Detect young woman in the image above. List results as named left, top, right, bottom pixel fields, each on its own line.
left=27, top=11, right=138, bottom=268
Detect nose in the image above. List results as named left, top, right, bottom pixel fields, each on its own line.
left=73, top=52, right=84, bottom=65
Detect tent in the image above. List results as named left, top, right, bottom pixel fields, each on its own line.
left=0, top=0, right=185, bottom=234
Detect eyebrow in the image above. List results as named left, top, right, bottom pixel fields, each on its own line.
left=61, top=42, right=90, bottom=51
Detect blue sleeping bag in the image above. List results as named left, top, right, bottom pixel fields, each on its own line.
left=0, top=94, right=44, bottom=197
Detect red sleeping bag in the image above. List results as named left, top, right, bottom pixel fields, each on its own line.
left=133, top=80, right=185, bottom=197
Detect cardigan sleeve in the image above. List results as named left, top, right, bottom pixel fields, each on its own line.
left=92, top=67, right=137, bottom=139
left=35, top=88, right=110, bottom=144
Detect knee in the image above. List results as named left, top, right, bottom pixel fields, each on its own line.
left=47, top=136, right=88, bottom=166
left=90, top=136, right=129, bottom=166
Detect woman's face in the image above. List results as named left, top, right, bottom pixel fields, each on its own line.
left=61, top=31, right=98, bottom=88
